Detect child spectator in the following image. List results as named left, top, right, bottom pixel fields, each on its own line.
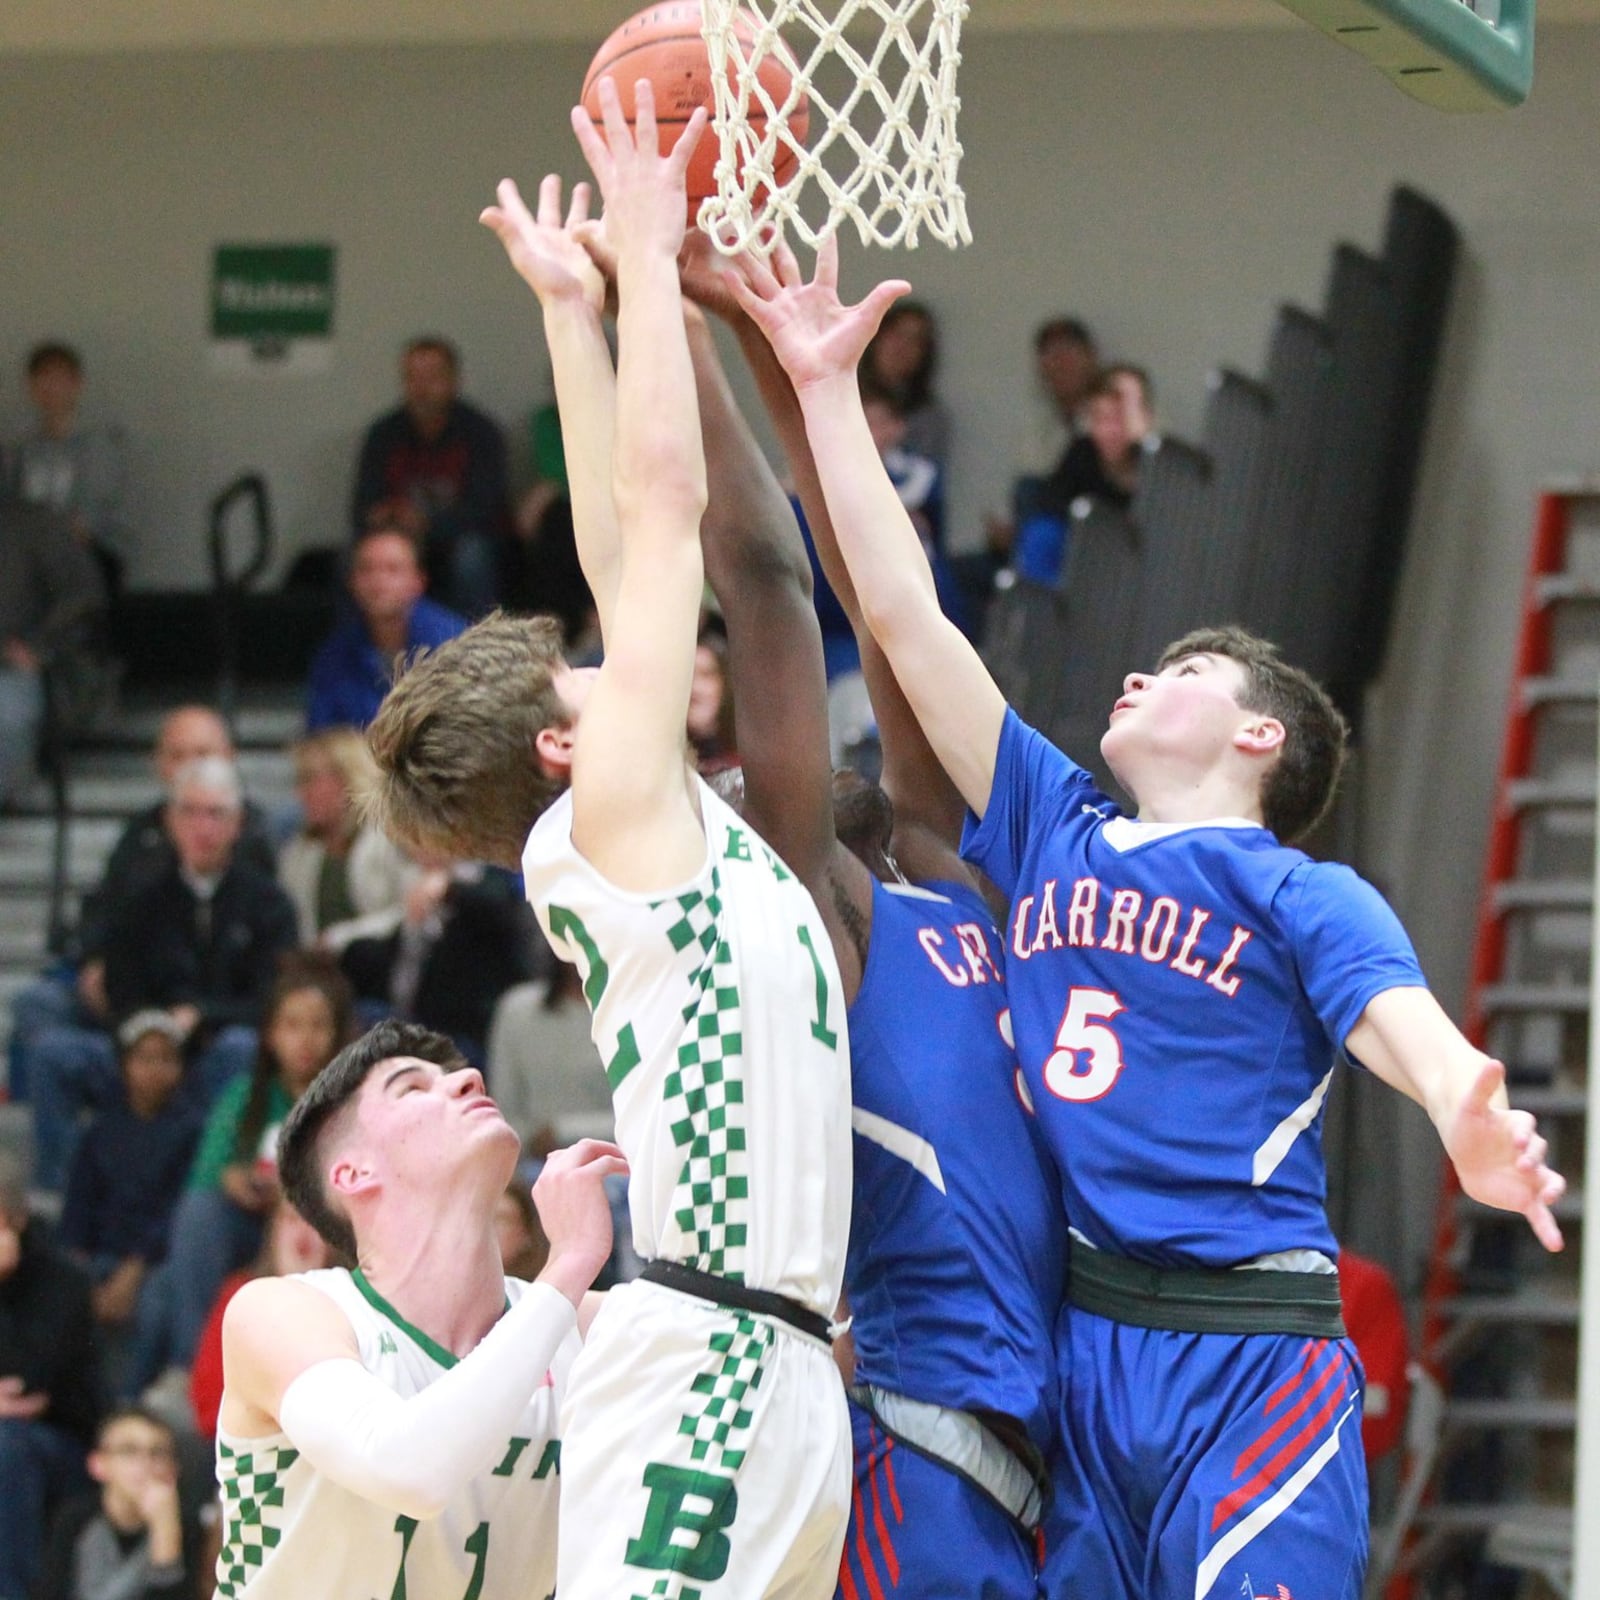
left=860, top=300, right=949, bottom=467
left=32, top=1406, right=200, bottom=1600
left=0, top=1154, right=101, bottom=1600
left=187, top=1200, right=336, bottom=1443
left=159, top=956, right=353, bottom=1383
left=56, top=1014, right=202, bottom=1401
left=276, top=728, right=415, bottom=953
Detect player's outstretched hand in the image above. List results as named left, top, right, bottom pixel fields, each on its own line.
left=732, top=233, right=910, bottom=396
left=532, top=1138, right=630, bottom=1304
left=480, top=175, right=605, bottom=313
left=1441, top=1059, right=1567, bottom=1252
left=571, top=77, right=707, bottom=263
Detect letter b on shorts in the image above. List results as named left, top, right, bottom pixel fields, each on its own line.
left=625, top=1463, right=739, bottom=1583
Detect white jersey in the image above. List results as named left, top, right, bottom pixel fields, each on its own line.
left=214, top=1267, right=578, bottom=1600
left=522, top=778, right=852, bottom=1318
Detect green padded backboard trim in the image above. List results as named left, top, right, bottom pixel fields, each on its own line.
left=1276, top=0, right=1533, bottom=111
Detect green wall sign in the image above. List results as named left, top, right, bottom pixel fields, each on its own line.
left=211, top=244, right=336, bottom=340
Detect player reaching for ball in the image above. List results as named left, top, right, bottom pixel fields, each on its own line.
left=364, top=84, right=853, bottom=1600
left=212, top=1021, right=621, bottom=1600
left=732, top=238, right=1568, bottom=1600
left=653, top=237, right=1064, bottom=1599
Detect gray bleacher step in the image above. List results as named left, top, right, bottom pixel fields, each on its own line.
left=1443, top=1396, right=1578, bottom=1430
left=1506, top=775, right=1598, bottom=811
left=0, top=926, right=50, bottom=966
left=1459, top=1191, right=1583, bottom=1224
left=1521, top=677, right=1599, bottom=708
left=1495, top=878, right=1593, bottom=913
left=1416, top=1503, right=1571, bottom=1535
left=1509, top=1082, right=1590, bottom=1116
left=93, top=701, right=305, bottom=752
left=1536, top=572, right=1600, bottom=607
left=1480, top=983, right=1591, bottom=1013
left=1439, top=1291, right=1582, bottom=1326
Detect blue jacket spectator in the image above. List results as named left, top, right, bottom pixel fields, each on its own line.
left=306, top=524, right=467, bottom=731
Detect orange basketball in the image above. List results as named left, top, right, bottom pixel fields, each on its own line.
left=582, top=3, right=809, bottom=210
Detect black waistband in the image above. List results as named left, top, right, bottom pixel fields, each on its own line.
left=640, top=1260, right=833, bottom=1344
left=1067, top=1239, right=1347, bottom=1339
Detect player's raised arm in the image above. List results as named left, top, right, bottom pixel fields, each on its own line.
left=562, top=80, right=710, bottom=889
left=480, top=175, right=623, bottom=643
left=734, top=238, right=1008, bottom=819
left=1346, top=987, right=1567, bottom=1252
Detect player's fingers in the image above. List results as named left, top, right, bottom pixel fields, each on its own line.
left=1526, top=1199, right=1564, bottom=1253
left=1516, top=1132, right=1549, bottom=1172
left=571, top=105, right=614, bottom=185
left=567, top=181, right=593, bottom=229
left=774, top=239, right=803, bottom=289
left=630, top=77, right=660, bottom=155
left=585, top=1155, right=631, bottom=1180
left=537, top=173, right=564, bottom=230
left=814, top=232, right=840, bottom=290
left=738, top=248, right=782, bottom=300
left=859, top=278, right=914, bottom=333
left=666, top=104, right=709, bottom=175
left=1469, top=1057, right=1507, bottom=1111
left=1540, top=1167, right=1567, bottom=1204
left=494, top=177, right=538, bottom=231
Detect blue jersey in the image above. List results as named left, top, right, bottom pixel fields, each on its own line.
left=845, top=876, right=1065, bottom=1451
left=962, top=710, right=1425, bottom=1270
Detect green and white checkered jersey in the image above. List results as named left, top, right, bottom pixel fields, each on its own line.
left=523, top=779, right=852, bottom=1318
left=213, top=1267, right=575, bottom=1600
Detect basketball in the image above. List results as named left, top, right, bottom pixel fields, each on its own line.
left=581, top=2, right=808, bottom=212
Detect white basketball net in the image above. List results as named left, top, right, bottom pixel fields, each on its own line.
left=698, top=0, right=972, bottom=253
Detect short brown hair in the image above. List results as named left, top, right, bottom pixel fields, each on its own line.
left=365, top=611, right=570, bottom=867
left=1157, top=626, right=1347, bottom=843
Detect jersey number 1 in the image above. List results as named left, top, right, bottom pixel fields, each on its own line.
left=390, top=1516, right=488, bottom=1600
left=1042, top=987, right=1127, bottom=1103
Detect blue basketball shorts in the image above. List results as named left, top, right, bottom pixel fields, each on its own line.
left=836, top=1397, right=1039, bottom=1600
left=1038, top=1310, right=1368, bottom=1600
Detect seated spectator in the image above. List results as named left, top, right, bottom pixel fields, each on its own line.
left=161, top=956, right=353, bottom=1382
left=493, top=1180, right=549, bottom=1281
left=187, top=1200, right=336, bottom=1443
left=1013, top=365, right=1157, bottom=587
left=57, top=1014, right=202, bottom=1402
left=305, top=523, right=467, bottom=732
left=486, top=965, right=611, bottom=1155
left=0, top=499, right=104, bottom=810
left=350, top=336, right=510, bottom=618
left=27, top=757, right=298, bottom=1192
left=503, top=403, right=597, bottom=649
left=1034, top=314, right=1100, bottom=443
left=341, top=861, right=540, bottom=1068
left=32, top=1406, right=202, bottom=1600
left=277, top=727, right=415, bottom=950
left=860, top=300, right=950, bottom=467
left=8, top=705, right=276, bottom=1103
left=688, top=628, right=738, bottom=775
left=861, top=388, right=946, bottom=554
left=9, top=342, right=129, bottom=599
left=0, top=1153, right=102, bottom=1600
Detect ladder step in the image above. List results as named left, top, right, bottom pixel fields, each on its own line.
left=1494, top=878, right=1593, bottom=912
left=1460, top=1191, right=1584, bottom=1223
left=1506, top=776, right=1597, bottom=811
left=1480, top=983, right=1590, bottom=1013
left=1438, top=1291, right=1581, bottom=1326
left=1535, top=572, right=1600, bottom=607
left=1443, top=1397, right=1577, bottom=1429
left=1521, top=678, right=1599, bottom=708
left=1415, top=1503, right=1572, bottom=1535
left=1508, top=1082, right=1590, bottom=1116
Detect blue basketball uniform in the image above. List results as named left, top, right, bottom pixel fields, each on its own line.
left=962, top=711, right=1424, bottom=1600
left=837, top=877, right=1065, bottom=1600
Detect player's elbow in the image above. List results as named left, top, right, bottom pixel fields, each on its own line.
left=858, top=574, right=938, bottom=657
left=374, top=1476, right=453, bottom=1523
left=615, top=459, right=708, bottom=530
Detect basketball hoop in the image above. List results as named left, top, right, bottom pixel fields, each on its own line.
left=697, top=0, right=972, bottom=254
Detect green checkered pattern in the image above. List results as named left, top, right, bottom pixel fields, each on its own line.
left=678, top=1313, right=775, bottom=1472
left=657, top=872, right=750, bottom=1281
left=214, top=1440, right=299, bottom=1598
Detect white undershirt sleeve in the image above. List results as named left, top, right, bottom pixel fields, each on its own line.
left=276, top=1281, right=576, bottom=1520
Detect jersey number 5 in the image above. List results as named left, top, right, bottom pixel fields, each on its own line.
left=1042, top=987, right=1127, bottom=1103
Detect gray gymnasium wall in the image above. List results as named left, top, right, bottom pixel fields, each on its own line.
left=3, top=25, right=1598, bottom=1052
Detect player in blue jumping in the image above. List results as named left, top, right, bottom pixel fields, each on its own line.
left=733, top=238, right=1567, bottom=1600
left=646, top=236, right=1066, bottom=1598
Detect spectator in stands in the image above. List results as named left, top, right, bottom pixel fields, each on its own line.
left=1035, top=314, right=1100, bottom=439
left=57, top=1013, right=201, bottom=1402
left=304, top=523, right=467, bottom=731
left=340, top=860, right=540, bottom=1068
left=687, top=628, right=738, bottom=775
left=1013, top=364, right=1157, bottom=587
left=350, top=337, right=510, bottom=617
left=8, top=705, right=276, bottom=1102
left=503, top=403, right=597, bottom=650
left=277, top=727, right=415, bottom=951
left=32, top=1405, right=202, bottom=1600
left=9, top=343, right=129, bottom=598
left=161, top=955, right=353, bottom=1380
left=0, top=499, right=104, bottom=811
left=860, top=301, right=949, bottom=466
left=27, top=757, right=298, bottom=1192
left=493, top=1180, right=549, bottom=1281
left=187, top=1199, right=336, bottom=1443
left=862, top=387, right=947, bottom=554
left=486, top=964, right=611, bottom=1156
left=0, top=1153, right=101, bottom=1600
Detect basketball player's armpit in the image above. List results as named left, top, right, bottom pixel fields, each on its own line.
left=275, top=1284, right=577, bottom=1520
